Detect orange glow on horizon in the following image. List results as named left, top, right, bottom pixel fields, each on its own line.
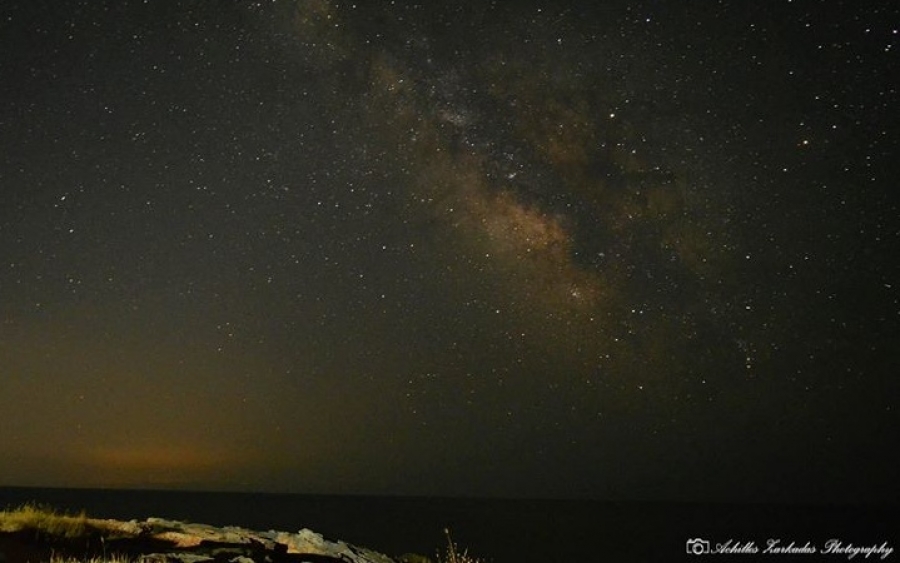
left=84, top=445, right=244, bottom=489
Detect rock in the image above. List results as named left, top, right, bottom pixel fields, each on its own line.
left=138, top=519, right=397, bottom=563
left=2, top=515, right=399, bottom=563
left=150, top=554, right=214, bottom=563
left=272, top=528, right=396, bottom=563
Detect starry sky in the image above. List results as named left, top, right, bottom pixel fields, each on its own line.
left=1, top=0, right=897, bottom=503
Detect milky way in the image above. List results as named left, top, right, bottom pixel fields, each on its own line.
left=0, top=1, right=897, bottom=501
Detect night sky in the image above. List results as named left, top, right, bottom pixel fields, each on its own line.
left=1, top=0, right=897, bottom=503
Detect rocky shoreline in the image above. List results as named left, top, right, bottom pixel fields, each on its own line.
left=0, top=515, right=419, bottom=563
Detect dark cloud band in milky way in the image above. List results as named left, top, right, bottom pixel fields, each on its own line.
left=260, top=0, right=740, bottom=390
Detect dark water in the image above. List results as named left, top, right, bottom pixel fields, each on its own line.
left=1, top=487, right=897, bottom=562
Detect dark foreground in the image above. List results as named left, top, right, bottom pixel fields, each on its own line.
left=1, top=487, right=898, bottom=562
left=0, top=515, right=396, bottom=563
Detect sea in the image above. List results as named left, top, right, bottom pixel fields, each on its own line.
left=1, top=487, right=897, bottom=562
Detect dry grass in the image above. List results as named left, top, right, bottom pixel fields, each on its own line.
left=48, top=555, right=135, bottom=563
left=0, top=503, right=90, bottom=539
left=438, top=528, right=484, bottom=563
left=0, top=505, right=145, bottom=563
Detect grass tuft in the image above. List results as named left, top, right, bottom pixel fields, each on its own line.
left=0, top=503, right=90, bottom=539
left=437, top=528, right=483, bottom=563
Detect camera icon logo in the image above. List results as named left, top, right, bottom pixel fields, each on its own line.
left=686, top=538, right=711, bottom=555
